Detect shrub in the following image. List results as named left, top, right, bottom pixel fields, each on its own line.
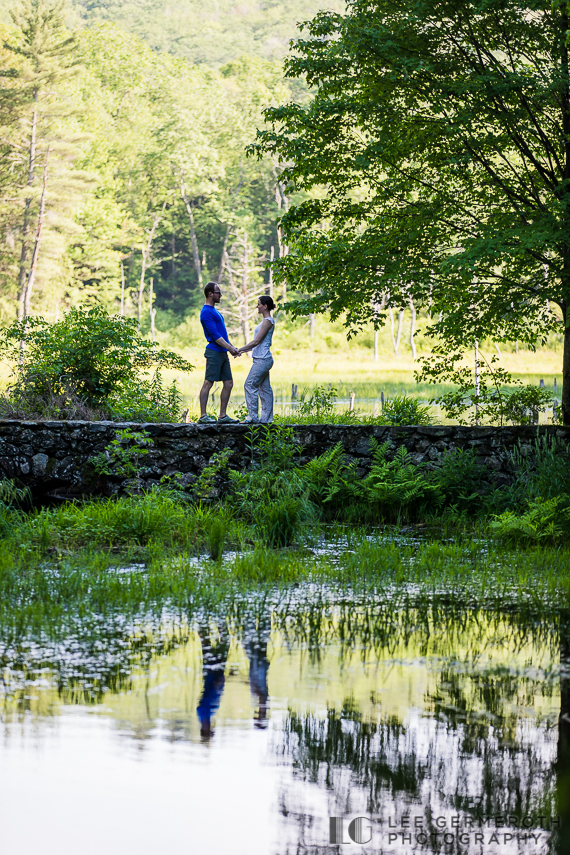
left=0, top=306, right=192, bottom=420
left=489, top=497, right=570, bottom=545
left=420, top=346, right=552, bottom=425
left=379, top=395, right=432, bottom=426
left=246, top=424, right=300, bottom=472
left=107, top=371, right=183, bottom=422
left=297, top=385, right=337, bottom=420
left=431, top=448, right=487, bottom=513
left=510, top=434, right=570, bottom=505
left=502, top=386, right=553, bottom=426
left=90, top=429, right=154, bottom=479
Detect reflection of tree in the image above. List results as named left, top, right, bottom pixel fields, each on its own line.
left=554, top=614, right=570, bottom=854
left=278, top=667, right=556, bottom=838
left=196, top=621, right=231, bottom=739
left=281, top=700, right=425, bottom=809
left=0, top=615, right=190, bottom=716
left=427, top=668, right=556, bottom=820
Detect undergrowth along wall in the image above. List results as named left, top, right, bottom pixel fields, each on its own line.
left=0, top=421, right=568, bottom=502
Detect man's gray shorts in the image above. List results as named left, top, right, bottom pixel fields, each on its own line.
left=204, top=348, right=232, bottom=383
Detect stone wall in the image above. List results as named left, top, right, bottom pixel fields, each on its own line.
left=0, top=420, right=568, bottom=502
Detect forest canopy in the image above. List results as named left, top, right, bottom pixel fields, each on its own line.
left=0, top=0, right=333, bottom=338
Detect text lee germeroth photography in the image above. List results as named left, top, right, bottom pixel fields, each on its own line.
left=330, top=814, right=558, bottom=849
left=1, top=0, right=570, bottom=853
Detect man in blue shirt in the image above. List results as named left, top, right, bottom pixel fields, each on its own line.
left=199, top=281, right=240, bottom=423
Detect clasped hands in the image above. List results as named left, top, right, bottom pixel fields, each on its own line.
left=229, top=345, right=242, bottom=358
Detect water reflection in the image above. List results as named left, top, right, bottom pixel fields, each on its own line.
left=0, top=592, right=567, bottom=854
left=554, top=617, right=570, bottom=854
left=244, top=609, right=271, bottom=729
left=196, top=622, right=230, bottom=739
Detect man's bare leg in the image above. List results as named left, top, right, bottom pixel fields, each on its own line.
left=219, top=379, right=233, bottom=418
left=199, top=379, right=214, bottom=417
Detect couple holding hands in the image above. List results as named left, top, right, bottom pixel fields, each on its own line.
left=198, top=281, right=276, bottom=425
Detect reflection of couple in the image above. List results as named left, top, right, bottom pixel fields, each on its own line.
left=196, top=616, right=271, bottom=739
left=198, top=281, right=276, bottom=425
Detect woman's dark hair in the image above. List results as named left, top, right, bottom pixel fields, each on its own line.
left=259, top=295, right=276, bottom=311
left=204, top=281, right=219, bottom=298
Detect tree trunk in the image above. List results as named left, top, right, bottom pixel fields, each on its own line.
left=138, top=202, right=166, bottom=331
left=474, top=339, right=481, bottom=425
left=23, top=145, right=50, bottom=318
left=274, top=167, right=290, bottom=309
left=374, top=330, right=379, bottom=362
left=218, top=223, right=231, bottom=283
left=138, top=254, right=146, bottom=331
left=149, top=277, right=156, bottom=344
left=563, top=301, right=570, bottom=424
left=180, top=178, right=202, bottom=288
left=218, top=172, right=244, bottom=282
left=241, top=233, right=250, bottom=345
left=560, top=5, right=570, bottom=425
left=389, top=307, right=397, bottom=354
left=267, top=245, right=274, bottom=298
left=409, top=297, right=417, bottom=359
left=395, top=309, right=404, bottom=355
left=17, top=94, right=38, bottom=320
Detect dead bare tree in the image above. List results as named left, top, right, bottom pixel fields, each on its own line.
left=23, top=145, right=50, bottom=318
left=179, top=174, right=202, bottom=288
left=138, top=199, right=167, bottom=330
left=222, top=229, right=264, bottom=347
left=17, top=91, right=39, bottom=321
left=409, top=297, right=417, bottom=360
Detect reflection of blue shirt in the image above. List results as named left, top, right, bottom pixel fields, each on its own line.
left=196, top=670, right=225, bottom=724
left=200, top=305, right=229, bottom=353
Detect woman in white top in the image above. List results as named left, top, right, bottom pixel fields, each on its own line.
left=238, top=296, right=276, bottom=423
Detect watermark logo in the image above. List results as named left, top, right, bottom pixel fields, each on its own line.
left=329, top=817, right=372, bottom=844
left=329, top=812, right=561, bottom=847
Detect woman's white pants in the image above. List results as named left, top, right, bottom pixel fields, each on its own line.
left=244, top=357, right=274, bottom=423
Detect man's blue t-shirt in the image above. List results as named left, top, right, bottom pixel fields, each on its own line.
left=200, top=304, right=229, bottom=353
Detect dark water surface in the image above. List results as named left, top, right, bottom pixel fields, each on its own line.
left=0, top=582, right=568, bottom=855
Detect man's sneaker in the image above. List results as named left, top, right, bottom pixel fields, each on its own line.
left=218, top=414, right=240, bottom=424
left=198, top=414, right=217, bottom=424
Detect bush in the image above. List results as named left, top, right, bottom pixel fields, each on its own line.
left=379, top=395, right=432, bottom=426
left=502, top=386, right=553, bottom=425
left=0, top=306, right=192, bottom=420
left=489, top=497, right=570, bottom=545
left=245, top=424, right=301, bottom=472
left=107, top=371, right=183, bottom=422
left=228, top=426, right=315, bottom=539
left=431, top=448, right=487, bottom=513
left=297, top=385, right=337, bottom=420
left=510, top=434, right=570, bottom=505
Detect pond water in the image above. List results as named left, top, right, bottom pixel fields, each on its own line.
left=0, top=585, right=568, bottom=855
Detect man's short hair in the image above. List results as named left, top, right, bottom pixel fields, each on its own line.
left=204, top=281, right=219, bottom=298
